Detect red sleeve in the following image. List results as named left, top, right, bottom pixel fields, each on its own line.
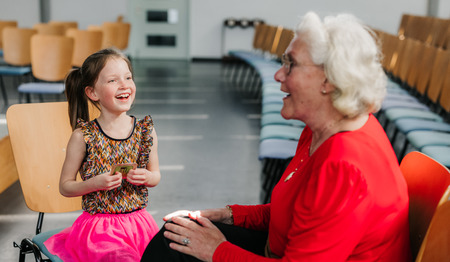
left=229, top=204, right=270, bottom=231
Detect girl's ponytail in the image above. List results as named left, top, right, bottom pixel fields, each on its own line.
left=65, top=68, right=89, bottom=130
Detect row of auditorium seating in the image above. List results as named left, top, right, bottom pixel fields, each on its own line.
left=374, top=22, right=450, bottom=167
left=0, top=18, right=130, bottom=106
left=224, top=14, right=450, bottom=203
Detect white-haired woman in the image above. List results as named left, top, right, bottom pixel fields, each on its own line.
left=141, top=12, right=410, bottom=262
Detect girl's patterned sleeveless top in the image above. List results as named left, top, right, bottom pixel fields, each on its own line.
left=77, top=115, right=153, bottom=215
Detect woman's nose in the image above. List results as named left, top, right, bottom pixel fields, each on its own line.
left=274, top=67, right=285, bottom=83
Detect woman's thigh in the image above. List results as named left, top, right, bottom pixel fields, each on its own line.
left=140, top=221, right=268, bottom=261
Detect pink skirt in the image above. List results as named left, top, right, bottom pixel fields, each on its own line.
left=44, top=209, right=159, bottom=261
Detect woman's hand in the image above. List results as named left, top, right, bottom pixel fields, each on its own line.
left=164, top=216, right=227, bottom=262
left=164, top=208, right=233, bottom=225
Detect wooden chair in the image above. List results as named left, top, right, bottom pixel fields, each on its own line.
left=48, top=21, right=78, bottom=33
left=66, top=28, right=103, bottom=68
left=274, top=27, right=294, bottom=59
left=397, top=38, right=420, bottom=87
left=399, top=151, right=450, bottom=260
left=397, top=14, right=411, bottom=39
left=17, top=34, right=74, bottom=102
left=424, top=49, right=450, bottom=109
left=410, top=44, right=438, bottom=98
left=438, top=60, right=450, bottom=119
left=0, top=136, right=18, bottom=195
left=415, top=186, right=450, bottom=262
left=391, top=37, right=416, bottom=84
left=116, top=22, right=131, bottom=50
left=261, top=25, right=280, bottom=57
left=0, top=20, right=18, bottom=50
left=1, top=27, right=36, bottom=67
left=7, top=102, right=81, bottom=261
left=0, top=27, right=37, bottom=107
left=380, top=33, right=399, bottom=73
left=33, top=23, right=66, bottom=36
left=252, top=23, right=269, bottom=52
left=8, top=101, right=100, bottom=261
left=429, top=18, right=449, bottom=49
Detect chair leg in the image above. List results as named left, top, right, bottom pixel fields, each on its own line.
left=0, top=76, right=8, bottom=108
left=14, top=238, right=44, bottom=262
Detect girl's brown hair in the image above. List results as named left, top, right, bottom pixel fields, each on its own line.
left=65, top=48, right=132, bottom=129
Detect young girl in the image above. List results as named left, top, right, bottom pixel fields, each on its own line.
left=44, top=48, right=161, bottom=261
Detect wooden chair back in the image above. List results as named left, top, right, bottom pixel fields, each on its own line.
left=410, top=44, right=437, bottom=94
left=6, top=102, right=82, bottom=213
left=391, top=37, right=415, bottom=81
left=30, top=34, right=74, bottom=82
left=66, top=28, right=103, bottom=67
left=444, top=26, right=450, bottom=50
left=397, top=14, right=411, bottom=39
left=116, top=22, right=131, bottom=50
left=398, top=38, right=420, bottom=84
left=269, top=25, right=283, bottom=55
left=426, top=49, right=450, bottom=103
left=2, top=27, right=37, bottom=66
left=274, top=28, right=294, bottom=58
left=0, top=20, right=18, bottom=49
left=437, top=60, right=450, bottom=115
left=100, top=22, right=120, bottom=49
left=400, top=151, right=450, bottom=260
left=429, top=18, right=449, bottom=49
left=406, top=41, right=435, bottom=89
left=0, top=136, right=18, bottom=195
left=415, top=186, right=450, bottom=262
left=49, top=20, right=78, bottom=33
left=387, top=36, right=403, bottom=75
left=253, top=23, right=269, bottom=51
left=33, top=22, right=66, bottom=36
left=261, top=25, right=279, bottom=54
left=380, top=33, right=399, bottom=72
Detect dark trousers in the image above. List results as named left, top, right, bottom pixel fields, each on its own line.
left=141, top=222, right=268, bottom=261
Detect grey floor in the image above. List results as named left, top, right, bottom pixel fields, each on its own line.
left=0, top=59, right=263, bottom=261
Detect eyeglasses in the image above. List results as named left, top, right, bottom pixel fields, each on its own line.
left=281, top=53, right=295, bottom=75
left=281, top=53, right=320, bottom=75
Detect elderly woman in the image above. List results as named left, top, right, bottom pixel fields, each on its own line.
left=141, top=12, right=410, bottom=261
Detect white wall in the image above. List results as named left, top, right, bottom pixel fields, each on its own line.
left=0, top=0, right=40, bottom=28
left=0, top=0, right=127, bottom=29
left=189, top=0, right=428, bottom=58
left=50, top=0, right=128, bottom=30
left=438, top=0, right=450, bottom=17
left=1, top=0, right=447, bottom=59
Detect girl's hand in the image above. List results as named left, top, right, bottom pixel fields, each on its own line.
left=126, top=168, right=151, bottom=186
left=164, top=216, right=226, bottom=262
left=164, top=208, right=233, bottom=225
left=93, top=171, right=123, bottom=191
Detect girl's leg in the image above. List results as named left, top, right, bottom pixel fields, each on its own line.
left=140, top=222, right=268, bottom=261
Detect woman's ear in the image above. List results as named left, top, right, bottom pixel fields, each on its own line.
left=322, top=78, right=336, bottom=93
left=85, top=86, right=99, bottom=101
